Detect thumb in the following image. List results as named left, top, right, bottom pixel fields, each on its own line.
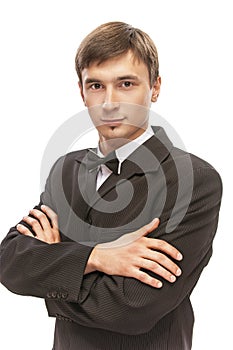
left=142, top=218, right=160, bottom=235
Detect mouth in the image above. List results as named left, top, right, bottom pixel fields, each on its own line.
left=100, top=118, right=126, bottom=126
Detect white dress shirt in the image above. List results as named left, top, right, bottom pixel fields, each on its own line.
left=96, top=126, right=154, bottom=190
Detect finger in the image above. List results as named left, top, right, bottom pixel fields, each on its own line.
left=16, top=224, right=35, bottom=238
left=98, top=219, right=160, bottom=249
left=29, top=209, right=51, bottom=231
left=130, top=218, right=160, bottom=242
left=146, top=238, right=183, bottom=261
left=145, top=218, right=160, bottom=233
left=41, top=205, right=58, bottom=229
left=22, top=216, right=43, bottom=236
left=137, top=218, right=160, bottom=237
left=139, top=257, right=178, bottom=283
left=144, top=250, right=182, bottom=277
left=134, top=269, right=163, bottom=288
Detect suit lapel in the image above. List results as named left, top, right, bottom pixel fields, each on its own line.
left=74, top=126, right=173, bottom=213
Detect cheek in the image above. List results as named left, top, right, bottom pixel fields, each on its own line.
left=121, top=103, right=149, bottom=125
left=131, top=89, right=152, bottom=107
left=141, top=92, right=152, bottom=106
left=83, top=92, right=103, bottom=107
left=87, top=105, right=103, bottom=126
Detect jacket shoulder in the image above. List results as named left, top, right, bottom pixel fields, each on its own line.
left=45, top=149, right=90, bottom=182
left=171, top=147, right=220, bottom=172
left=169, top=147, right=222, bottom=196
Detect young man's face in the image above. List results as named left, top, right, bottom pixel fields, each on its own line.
left=79, top=50, right=160, bottom=148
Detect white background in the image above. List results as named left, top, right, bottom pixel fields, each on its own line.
left=0, top=0, right=232, bottom=349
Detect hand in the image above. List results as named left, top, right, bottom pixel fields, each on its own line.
left=17, top=205, right=61, bottom=244
left=86, top=218, right=183, bottom=288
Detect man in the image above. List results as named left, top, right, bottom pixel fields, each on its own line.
left=0, top=22, right=222, bottom=349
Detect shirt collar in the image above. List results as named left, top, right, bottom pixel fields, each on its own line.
left=97, top=125, right=154, bottom=174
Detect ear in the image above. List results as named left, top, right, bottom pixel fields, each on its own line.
left=78, top=81, right=86, bottom=106
left=151, top=76, right=161, bottom=102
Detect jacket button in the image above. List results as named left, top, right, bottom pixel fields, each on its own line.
left=51, top=291, right=57, bottom=298
left=61, top=292, right=68, bottom=299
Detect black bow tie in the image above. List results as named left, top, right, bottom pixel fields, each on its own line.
left=86, top=150, right=119, bottom=175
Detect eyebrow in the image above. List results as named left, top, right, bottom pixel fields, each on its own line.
left=84, top=75, right=140, bottom=85
left=84, top=78, right=101, bottom=85
left=116, top=75, right=140, bottom=81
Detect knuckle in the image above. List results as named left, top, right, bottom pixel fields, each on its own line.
left=156, top=239, right=165, bottom=248
left=129, top=244, right=141, bottom=255
left=169, top=260, right=177, bottom=269
left=22, top=216, right=28, bottom=222
left=29, top=209, right=36, bottom=215
left=154, top=251, right=165, bottom=263
left=141, top=272, right=152, bottom=284
left=36, top=211, right=44, bottom=219
left=18, top=225, right=26, bottom=233
left=151, top=262, right=161, bottom=273
left=141, top=237, right=149, bottom=245
left=137, top=244, right=145, bottom=253
left=31, top=219, right=39, bottom=228
left=125, top=266, right=133, bottom=275
left=31, top=210, right=42, bottom=219
left=139, top=273, right=148, bottom=283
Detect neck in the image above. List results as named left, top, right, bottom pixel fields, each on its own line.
left=98, top=125, right=149, bottom=156
left=98, top=138, right=129, bottom=156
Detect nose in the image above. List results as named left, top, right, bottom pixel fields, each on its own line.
left=102, top=87, right=120, bottom=112
left=102, top=101, right=120, bottom=112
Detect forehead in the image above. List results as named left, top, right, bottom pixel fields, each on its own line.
left=81, top=51, right=149, bottom=83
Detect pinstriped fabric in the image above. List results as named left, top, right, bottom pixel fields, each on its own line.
left=0, top=127, right=222, bottom=350
left=53, top=297, right=193, bottom=349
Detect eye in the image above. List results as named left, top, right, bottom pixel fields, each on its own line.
left=90, top=83, right=103, bottom=90
left=121, top=81, right=133, bottom=88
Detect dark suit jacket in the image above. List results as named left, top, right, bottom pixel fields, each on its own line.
left=0, top=126, right=222, bottom=349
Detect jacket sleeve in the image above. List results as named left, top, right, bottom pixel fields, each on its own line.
left=0, top=157, right=94, bottom=302
left=45, top=166, right=222, bottom=335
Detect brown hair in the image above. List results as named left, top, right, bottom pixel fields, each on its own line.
left=75, top=21, right=159, bottom=88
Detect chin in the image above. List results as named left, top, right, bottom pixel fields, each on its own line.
left=99, top=124, right=143, bottom=142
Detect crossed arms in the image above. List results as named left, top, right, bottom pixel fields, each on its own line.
left=16, top=206, right=182, bottom=288
left=0, top=160, right=222, bottom=335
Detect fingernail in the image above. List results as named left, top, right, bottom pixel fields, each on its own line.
left=170, top=275, right=176, bottom=282
left=149, top=218, right=159, bottom=228
left=176, top=268, right=182, bottom=276
left=177, top=253, right=183, bottom=260
left=157, top=281, right=163, bottom=288
left=152, top=218, right=159, bottom=224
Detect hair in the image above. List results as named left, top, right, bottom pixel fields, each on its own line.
left=75, top=21, right=159, bottom=88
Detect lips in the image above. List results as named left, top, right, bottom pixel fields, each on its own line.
left=100, top=118, right=126, bottom=125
